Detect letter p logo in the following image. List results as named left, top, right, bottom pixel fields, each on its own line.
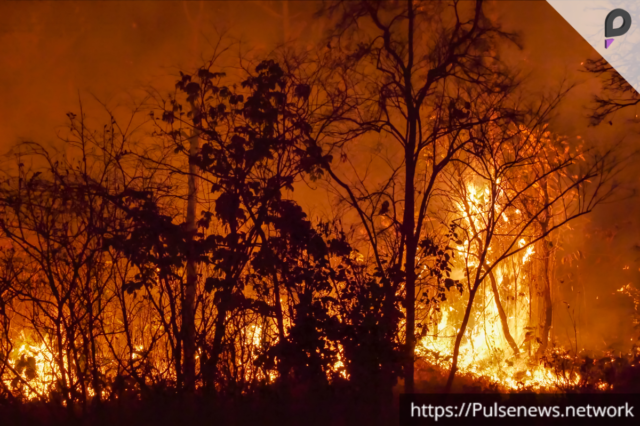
left=605, top=9, right=632, bottom=48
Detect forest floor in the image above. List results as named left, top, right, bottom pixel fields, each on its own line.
left=1, top=357, right=639, bottom=426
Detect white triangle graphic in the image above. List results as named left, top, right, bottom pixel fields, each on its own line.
left=547, top=0, right=640, bottom=93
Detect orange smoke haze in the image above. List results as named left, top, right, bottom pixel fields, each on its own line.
left=0, top=0, right=638, bottom=358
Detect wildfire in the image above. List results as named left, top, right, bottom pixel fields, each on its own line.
left=0, top=173, right=615, bottom=398
left=4, top=337, right=61, bottom=400
left=415, top=182, right=579, bottom=391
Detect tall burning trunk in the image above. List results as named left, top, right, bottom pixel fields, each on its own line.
left=183, top=101, right=200, bottom=392
left=536, top=232, right=553, bottom=359
left=488, top=269, right=519, bottom=356
left=536, top=180, right=553, bottom=359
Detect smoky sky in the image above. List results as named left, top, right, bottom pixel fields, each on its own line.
left=0, top=1, right=322, bottom=147
left=0, top=1, right=625, bottom=147
left=1, top=0, right=639, bottom=352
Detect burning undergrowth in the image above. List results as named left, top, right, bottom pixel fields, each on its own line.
left=0, top=2, right=639, bottom=426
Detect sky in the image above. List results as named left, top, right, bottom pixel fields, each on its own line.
left=0, top=1, right=619, bottom=146
left=0, top=0, right=638, bottom=352
left=0, top=1, right=625, bottom=149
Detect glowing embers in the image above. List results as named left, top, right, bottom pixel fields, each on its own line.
left=5, top=334, right=61, bottom=400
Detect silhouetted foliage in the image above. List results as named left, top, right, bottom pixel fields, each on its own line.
left=0, top=3, right=634, bottom=425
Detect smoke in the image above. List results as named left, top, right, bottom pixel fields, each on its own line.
left=0, top=1, right=321, bottom=150
left=494, top=0, right=640, bottom=354
left=1, top=0, right=638, bottom=355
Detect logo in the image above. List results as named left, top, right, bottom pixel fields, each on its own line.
left=605, top=8, right=632, bottom=48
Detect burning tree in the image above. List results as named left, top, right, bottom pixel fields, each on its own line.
left=0, top=3, right=636, bottom=423
left=312, top=0, right=629, bottom=392
left=0, top=116, right=157, bottom=408
left=433, top=115, right=622, bottom=391
left=314, top=0, right=536, bottom=392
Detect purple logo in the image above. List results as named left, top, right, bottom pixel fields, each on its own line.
left=605, top=9, right=632, bottom=49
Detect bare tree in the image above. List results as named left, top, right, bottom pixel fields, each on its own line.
left=316, top=0, right=522, bottom=392
left=584, top=57, right=640, bottom=126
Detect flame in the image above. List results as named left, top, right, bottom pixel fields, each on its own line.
left=415, top=182, right=579, bottom=390
left=522, top=245, right=535, bottom=264
left=0, top=152, right=610, bottom=398
left=4, top=337, right=63, bottom=400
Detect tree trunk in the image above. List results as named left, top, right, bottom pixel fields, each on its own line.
left=488, top=269, right=519, bottom=356
left=445, top=285, right=480, bottom=393
left=402, top=0, right=417, bottom=395
left=183, top=101, right=200, bottom=392
left=272, top=269, right=287, bottom=381
left=536, top=181, right=553, bottom=360
left=535, top=235, right=553, bottom=359
left=181, top=0, right=204, bottom=392
left=273, top=271, right=285, bottom=343
left=404, top=230, right=416, bottom=394
left=205, top=280, right=232, bottom=393
left=403, top=125, right=417, bottom=393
